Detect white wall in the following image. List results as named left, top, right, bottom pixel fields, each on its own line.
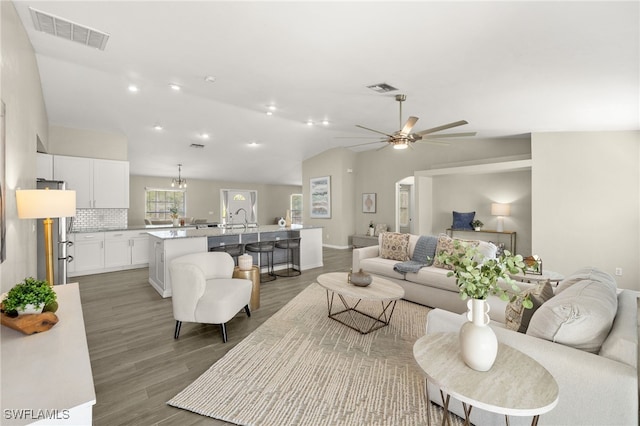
left=0, top=1, right=50, bottom=292
left=532, top=131, right=640, bottom=290
left=48, top=125, right=127, bottom=160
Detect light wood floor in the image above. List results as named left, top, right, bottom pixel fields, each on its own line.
left=76, top=247, right=353, bottom=426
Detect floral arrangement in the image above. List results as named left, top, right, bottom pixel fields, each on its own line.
left=169, top=205, right=179, bottom=219
left=436, top=241, right=532, bottom=308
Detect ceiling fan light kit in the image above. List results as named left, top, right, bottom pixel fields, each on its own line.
left=351, top=94, right=476, bottom=151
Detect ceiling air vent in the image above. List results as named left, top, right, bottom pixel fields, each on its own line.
left=366, top=83, right=398, bottom=93
left=190, top=143, right=205, bottom=149
left=29, top=7, right=110, bottom=50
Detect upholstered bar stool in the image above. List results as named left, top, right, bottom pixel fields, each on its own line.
left=244, top=241, right=277, bottom=282
left=275, top=237, right=301, bottom=277
left=209, top=244, right=244, bottom=266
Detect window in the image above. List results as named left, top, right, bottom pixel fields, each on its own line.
left=145, top=189, right=186, bottom=220
left=290, top=193, right=302, bottom=225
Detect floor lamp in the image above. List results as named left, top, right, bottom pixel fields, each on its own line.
left=16, top=188, right=76, bottom=286
left=491, top=203, right=511, bottom=232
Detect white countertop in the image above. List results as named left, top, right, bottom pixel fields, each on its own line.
left=147, top=224, right=319, bottom=240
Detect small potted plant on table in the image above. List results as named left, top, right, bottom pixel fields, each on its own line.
left=1, top=277, right=59, bottom=334
left=471, top=219, right=484, bottom=231
left=169, top=205, right=180, bottom=227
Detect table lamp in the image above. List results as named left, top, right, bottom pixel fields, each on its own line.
left=491, top=203, right=510, bottom=232
left=16, top=188, right=76, bottom=286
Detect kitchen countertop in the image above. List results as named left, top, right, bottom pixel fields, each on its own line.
left=71, top=224, right=217, bottom=233
left=147, top=224, right=319, bottom=240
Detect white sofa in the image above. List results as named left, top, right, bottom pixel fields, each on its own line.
left=353, top=233, right=503, bottom=313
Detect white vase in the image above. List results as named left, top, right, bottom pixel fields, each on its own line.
left=17, top=303, right=45, bottom=315
left=459, top=298, right=498, bottom=371
left=172, top=218, right=179, bottom=227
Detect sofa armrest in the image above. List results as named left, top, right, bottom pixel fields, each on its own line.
left=352, top=245, right=380, bottom=271
left=425, top=309, right=638, bottom=425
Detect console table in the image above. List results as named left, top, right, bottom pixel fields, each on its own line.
left=1, top=283, right=96, bottom=425
left=350, top=234, right=378, bottom=248
left=446, top=228, right=517, bottom=254
left=413, top=332, right=558, bottom=425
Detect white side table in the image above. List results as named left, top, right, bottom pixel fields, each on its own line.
left=413, top=332, right=558, bottom=425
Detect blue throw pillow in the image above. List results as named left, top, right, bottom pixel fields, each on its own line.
left=452, top=211, right=475, bottom=230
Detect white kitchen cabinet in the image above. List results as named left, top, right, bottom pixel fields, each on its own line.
left=68, top=232, right=105, bottom=276
left=147, top=235, right=207, bottom=298
left=104, top=230, right=149, bottom=268
left=53, top=155, right=129, bottom=208
left=36, top=152, right=54, bottom=180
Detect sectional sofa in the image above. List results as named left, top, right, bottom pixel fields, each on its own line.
left=352, top=233, right=639, bottom=425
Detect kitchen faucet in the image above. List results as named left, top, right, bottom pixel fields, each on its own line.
left=235, top=208, right=248, bottom=231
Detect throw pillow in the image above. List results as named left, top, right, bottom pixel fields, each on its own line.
left=379, top=232, right=410, bottom=262
left=526, top=276, right=618, bottom=353
left=475, top=240, right=498, bottom=263
left=452, top=211, right=475, bottom=230
left=505, top=280, right=554, bottom=333
left=432, top=234, right=479, bottom=270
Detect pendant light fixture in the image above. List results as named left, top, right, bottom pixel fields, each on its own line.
left=171, top=164, right=187, bottom=188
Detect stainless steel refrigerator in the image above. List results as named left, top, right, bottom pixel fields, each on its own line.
left=36, top=179, right=74, bottom=285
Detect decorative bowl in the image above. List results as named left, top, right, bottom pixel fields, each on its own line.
left=350, top=269, right=372, bottom=287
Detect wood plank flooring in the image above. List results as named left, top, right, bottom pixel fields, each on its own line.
left=76, top=247, right=353, bottom=426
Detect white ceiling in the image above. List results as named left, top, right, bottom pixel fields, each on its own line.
left=13, top=1, right=639, bottom=185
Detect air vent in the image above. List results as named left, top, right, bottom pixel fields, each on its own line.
left=366, top=83, right=398, bottom=93
left=29, top=7, right=110, bottom=50
left=190, top=143, right=205, bottom=149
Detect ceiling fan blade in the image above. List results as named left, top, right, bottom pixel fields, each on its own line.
left=416, top=120, right=469, bottom=136
left=356, top=124, right=395, bottom=138
left=399, top=116, right=419, bottom=135
left=348, top=140, right=386, bottom=148
left=375, top=143, right=391, bottom=151
left=423, top=131, right=477, bottom=139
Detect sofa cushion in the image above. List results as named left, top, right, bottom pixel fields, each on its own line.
left=526, top=271, right=618, bottom=353
left=359, top=257, right=406, bottom=281
left=452, top=211, right=475, bottom=230
left=475, top=240, right=498, bottom=262
left=555, top=267, right=617, bottom=295
left=505, top=280, right=554, bottom=333
left=404, top=266, right=460, bottom=292
left=379, top=232, right=410, bottom=262
left=432, top=234, right=479, bottom=270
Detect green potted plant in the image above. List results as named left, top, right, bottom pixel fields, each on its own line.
left=1, top=277, right=58, bottom=316
left=169, top=204, right=179, bottom=226
left=471, top=219, right=484, bottom=231
left=368, top=221, right=375, bottom=236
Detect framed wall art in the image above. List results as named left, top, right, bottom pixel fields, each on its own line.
left=310, top=176, right=331, bottom=218
left=362, top=193, right=376, bottom=213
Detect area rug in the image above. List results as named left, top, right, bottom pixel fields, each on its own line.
left=168, top=282, right=462, bottom=425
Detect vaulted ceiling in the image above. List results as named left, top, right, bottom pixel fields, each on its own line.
left=12, top=1, right=639, bottom=185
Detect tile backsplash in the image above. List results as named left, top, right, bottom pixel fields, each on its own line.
left=72, top=208, right=128, bottom=231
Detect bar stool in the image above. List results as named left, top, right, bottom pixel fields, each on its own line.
left=244, top=241, right=276, bottom=282
left=209, top=244, right=244, bottom=266
left=275, top=237, right=301, bottom=277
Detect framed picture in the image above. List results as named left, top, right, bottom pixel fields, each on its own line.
left=310, top=176, right=331, bottom=218
left=362, top=193, right=376, bottom=213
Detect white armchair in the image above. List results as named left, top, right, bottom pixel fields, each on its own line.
left=169, top=252, right=253, bottom=343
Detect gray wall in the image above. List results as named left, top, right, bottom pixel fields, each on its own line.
left=128, top=175, right=301, bottom=227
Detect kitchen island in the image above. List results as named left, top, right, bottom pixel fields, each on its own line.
left=147, top=225, right=322, bottom=298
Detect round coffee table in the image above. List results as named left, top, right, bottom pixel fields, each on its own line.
left=316, top=272, right=405, bottom=334
left=414, top=332, right=559, bottom=425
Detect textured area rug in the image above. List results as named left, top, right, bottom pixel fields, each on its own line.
left=168, top=283, right=461, bottom=425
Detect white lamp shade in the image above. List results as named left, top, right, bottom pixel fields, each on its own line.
left=16, top=189, right=76, bottom=219
left=491, top=203, right=511, bottom=217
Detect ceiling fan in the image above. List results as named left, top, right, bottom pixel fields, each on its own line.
left=349, top=94, right=475, bottom=150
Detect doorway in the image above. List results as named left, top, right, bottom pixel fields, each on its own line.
left=396, top=177, right=414, bottom=234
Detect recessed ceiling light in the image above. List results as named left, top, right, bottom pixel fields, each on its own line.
left=169, top=83, right=181, bottom=91
left=128, top=84, right=139, bottom=92
left=204, top=75, right=216, bottom=83
left=153, top=124, right=163, bottom=131
left=307, top=120, right=314, bottom=126
left=200, top=133, right=210, bottom=139
left=249, top=142, right=258, bottom=147
left=266, top=111, right=273, bottom=116
left=268, top=105, right=276, bottom=111
left=322, top=120, right=329, bottom=126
